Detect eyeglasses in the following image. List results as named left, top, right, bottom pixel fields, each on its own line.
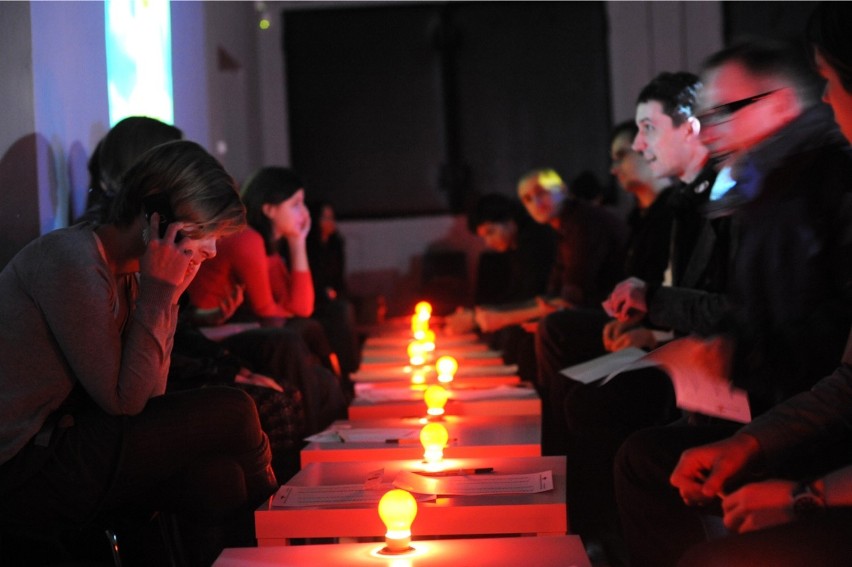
left=697, top=89, right=779, bottom=126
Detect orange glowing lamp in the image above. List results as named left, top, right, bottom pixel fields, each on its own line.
left=414, top=301, right=432, bottom=321
left=420, top=422, right=449, bottom=464
left=424, top=384, right=449, bottom=417
left=435, top=355, right=458, bottom=384
left=377, top=489, right=418, bottom=553
left=411, top=315, right=429, bottom=340
left=407, top=340, right=427, bottom=366
left=421, top=329, right=436, bottom=352
left=410, top=367, right=427, bottom=386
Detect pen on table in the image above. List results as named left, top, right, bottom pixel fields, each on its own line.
left=417, top=467, right=494, bottom=477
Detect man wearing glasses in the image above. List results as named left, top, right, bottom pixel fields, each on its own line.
left=613, top=38, right=852, bottom=567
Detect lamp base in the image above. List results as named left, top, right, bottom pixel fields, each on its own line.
left=377, top=545, right=416, bottom=556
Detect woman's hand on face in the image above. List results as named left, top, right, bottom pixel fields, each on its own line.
left=299, top=208, right=312, bottom=240
left=140, top=213, right=195, bottom=289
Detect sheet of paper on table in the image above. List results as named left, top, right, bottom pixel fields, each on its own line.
left=600, top=338, right=751, bottom=423
left=393, top=470, right=554, bottom=496
left=304, top=427, right=422, bottom=443
left=354, top=384, right=536, bottom=403
left=446, top=385, right=537, bottom=401
left=352, top=363, right=519, bottom=383
left=337, top=428, right=421, bottom=443
left=272, top=483, right=435, bottom=508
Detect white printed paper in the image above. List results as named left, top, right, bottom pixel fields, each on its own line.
left=559, top=347, right=647, bottom=384
left=272, top=483, right=435, bottom=508
left=602, top=337, right=751, bottom=423
left=337, top=428, right=421, bottom=443
left=393, top=470, right=553, bottom=496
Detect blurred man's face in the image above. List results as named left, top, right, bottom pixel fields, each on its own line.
left=476, top=220, right=516, bottom=253
left=633, top=100, right=694, bottom=181
left=815, top=50, right=852, bottom=143
left=610, top=131, right=655, bottom=194
left=518, top=181, right=564, bottom=225
left=698, top=62, right=785, bottom=158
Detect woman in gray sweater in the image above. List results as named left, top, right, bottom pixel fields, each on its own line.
left=0, top=140, right=274, bottom=565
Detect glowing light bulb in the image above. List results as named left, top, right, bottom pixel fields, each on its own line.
left=411, top=315, right=429, bottom=340
left=378, top=489, right=418, bottom=553
left=410, top=368, right=426, bottom=385
left=414, top=301, right=432, bottom=321
left=407, top=340, right=427, bottom=366
left=420, top=422, right=449, bottom=464
left=435, top=355, right=458, bottom=384
left=421, top=329, right=436, bottom=352
left=424, top=384, right=449, bottom=417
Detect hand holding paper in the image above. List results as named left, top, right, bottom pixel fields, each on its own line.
left=601, top=335, right=751, bottom=423
left=645, top=335, right=750, bottom=423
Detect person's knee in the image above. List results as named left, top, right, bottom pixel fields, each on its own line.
left=537, top=311, right=565, bottom=346
left=563, top=385, right=599, bottom=430
left=614, top=428, right=662, bottom=486
left=180, top=458, right=248, bottom=521
left=198, top=387, right=265, bottom=448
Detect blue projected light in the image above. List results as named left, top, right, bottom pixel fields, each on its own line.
left=105, top=0, right=174, bottom=126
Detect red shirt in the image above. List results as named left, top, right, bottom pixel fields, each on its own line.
left=188, top=228, right=314, bottom=319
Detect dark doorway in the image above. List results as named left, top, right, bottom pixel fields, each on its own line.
left=283, top=2, right=611, bottom=218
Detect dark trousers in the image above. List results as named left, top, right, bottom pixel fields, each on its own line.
left=223, top=327, right=347, bottom=435
left=535, top=307, right=611, bottom=455
left=0, top=387, right=277, bottom=566
left=613, top=423, right=741, bottom=567
left=677, top=509, right=852, bottom=567
left=488, top=324, right=537, bottom=384
left=564, top=367, right=678, bottom=564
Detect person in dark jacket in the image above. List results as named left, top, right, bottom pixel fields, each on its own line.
left=615, top=35, right=852, bottom=567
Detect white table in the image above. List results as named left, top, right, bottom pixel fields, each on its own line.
left=348, top=383, right=540, bottom=420
left=215, top=535, right=590, bottom=566
left=301, top=414, right=540, bottom=466
left=255, top=455, right=566, bottom=546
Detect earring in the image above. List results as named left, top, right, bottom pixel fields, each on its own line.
left=142, top=226, right=150, bottom=245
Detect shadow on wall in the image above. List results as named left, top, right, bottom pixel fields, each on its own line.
left=0, top=133, right=50, bottom=271
left=66, top=140, right=90, bottom=223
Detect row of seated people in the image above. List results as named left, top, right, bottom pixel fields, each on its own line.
left=0, top=116, right=355, bottom=564
left=446, top=6, right=852, bottom=566
left=1, top=3, right=850, bottom=566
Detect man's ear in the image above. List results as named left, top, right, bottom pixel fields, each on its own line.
left=772, top=86, right=801, bottom=123
left=685, top=116, right=701, bottom=138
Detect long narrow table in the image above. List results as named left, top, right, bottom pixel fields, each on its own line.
left=255, top=455, right=566, bottom=546
left=301, top=414, right=540, bottom=466
left=347, top=383, right=541, bottom=420
left=215, top=535, right=590, bottom=566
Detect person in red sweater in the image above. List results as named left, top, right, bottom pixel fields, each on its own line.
left=189, top=167, right=314, bottom=323
left=187, top=168, right=346, bottom=411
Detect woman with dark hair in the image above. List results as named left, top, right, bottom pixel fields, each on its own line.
left=187, top=167, right=347, bottom=432
left=78, top=116, right=183, bottom=224
left=0, top=140, right=275, bottom=566
left=306, top=199, right=361, bottom=396
left=306, top=199, right=348, bottom=304
left=189, top=167, right=314, bottom=324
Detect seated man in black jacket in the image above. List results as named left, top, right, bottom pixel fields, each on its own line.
left=615, top=36, right=852, bottom=567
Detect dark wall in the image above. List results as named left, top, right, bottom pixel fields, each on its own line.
left=724, top=1, right=819, bottom=44
left=283, top=1, right=611, bottom=218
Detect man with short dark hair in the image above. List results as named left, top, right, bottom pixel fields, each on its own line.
left=614, top=38, right=852, bottom=567
left=539, top=72, right=724, bottom=566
